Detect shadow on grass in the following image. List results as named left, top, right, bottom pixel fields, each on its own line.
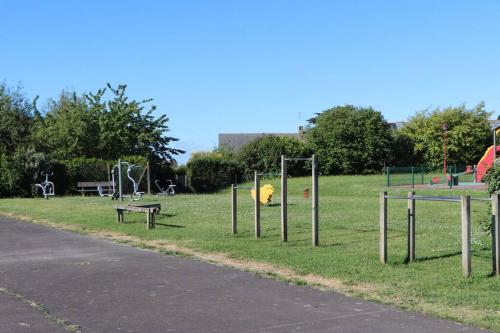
left=155, top=222, right=184, bottom=228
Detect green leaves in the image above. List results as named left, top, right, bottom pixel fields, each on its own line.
left=305, top=105, right=391, bottom=175
left=400, top=103, right=491, bottom=168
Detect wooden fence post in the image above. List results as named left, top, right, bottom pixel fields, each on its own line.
left=255, top=171, right=260, bottom=238
left=380, top=191, right=388, bottom=264
left=232, top=185, right=237, bottom=234
left=312, top=154, right=319, bottom=247
left=281, top=155, right=288, bottom=242
left=407, top=191, right=416, bottom=262
left=461, top=195, right=472, bottom=277
left=492, top=194, right=500, bottom=275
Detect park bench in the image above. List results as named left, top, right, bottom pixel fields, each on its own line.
left=77, top=181, right=113, bottom=196
left=115, top=203, right=161, bottom=229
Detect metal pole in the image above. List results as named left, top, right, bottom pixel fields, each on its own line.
left=461, top=195, right=471, bottom=277
left=411, top=167, right=415, bottom=188
left=312, top=154, right=319, bottom=246
left=255, top=171, right=260, bottom=238
left=407, top=191, right=416, bottom=262
left=231, top=184, right=237, bottom=234
left=380, top=192, right=388, bottom=264
left=118, top=159, right=123, bottom=201
left=281, top=155, right=288, bottom=242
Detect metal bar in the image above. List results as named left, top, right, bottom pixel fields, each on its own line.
left=236, top=186, right=253, bottom=190
left=284, top=157, right=313, bottom=161
left=281, top=155, right=288, bottom=242
left=312, top=154, right=319, bottom=247
left=257, top=172, right=281, bottom=176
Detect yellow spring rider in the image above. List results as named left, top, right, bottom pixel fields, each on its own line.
left=251, top=184, right=275, bottom=205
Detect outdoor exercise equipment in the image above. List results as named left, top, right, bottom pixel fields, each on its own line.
left=379, top=191, right=499, bottom=278
left=35, top=171, right=55, bottom=199
left=127, top=164, right=145, bottom=201
left=155, top=179, right=176, bottom=196
left=110, top=160, right=147, bottom=201
left=231, top=155, right=319, bottom=247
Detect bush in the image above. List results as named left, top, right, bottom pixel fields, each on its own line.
left=187, top=152, right=241, bottom=192
left=479, top=166, right=500, bottom=232
left=0, top=147, right=47, bottom=197
left=237, top=135, right=310, bottom=178
left=306, top=105, right=391, bottom=175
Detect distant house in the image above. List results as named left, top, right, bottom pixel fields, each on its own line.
left=388, top=122, right=406, bottom=130
left=219, top=127, right=305, bottom=151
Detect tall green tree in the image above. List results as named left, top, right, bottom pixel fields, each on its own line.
left=0, top=83, right=35, bottom=153
left=85, top=84, right=183, bottom=161
left=400, top=103, right=491, bottom=168
left=306, top=105, right=391, bottom=175
left=33, top=83, right=183, bottom=162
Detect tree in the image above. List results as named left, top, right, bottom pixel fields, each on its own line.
left=33, top=83, right=183, bottom=162
left=237, top=135, right=310, bottom=178
left=0, top=83, right=35, bottom=153
left=85, top=84, right=184, bottom=161
left=400, top=103, right=491, bottom=168
left=305, top=105, right=391, bottom=175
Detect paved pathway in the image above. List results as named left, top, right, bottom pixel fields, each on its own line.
left=0, top=217, right=489, bottom=332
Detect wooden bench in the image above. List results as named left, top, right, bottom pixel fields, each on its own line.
left=77, top=181, right=113, bottom=196
left=115, top=203, right=161, bottom=229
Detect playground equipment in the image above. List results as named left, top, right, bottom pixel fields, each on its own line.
left=35, top=172, right=55, bottom=199
left=110, top=160, right=148, bottom=201
left=155, top=179, right=176, bottom=196
left=250, top=184, right=274, bottom=204
left=126, top=164, right=145, bottom=201
left=231, top=155, right=319, bottom=247
left=380, top=191, right=499, bottom=277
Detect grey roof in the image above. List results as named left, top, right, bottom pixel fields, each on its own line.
left=219, top=133, right=301, bottom=151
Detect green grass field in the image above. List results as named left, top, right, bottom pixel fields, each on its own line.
left=0, top=175, right=499, bottom=331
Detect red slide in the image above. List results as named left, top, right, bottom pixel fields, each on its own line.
left=476, top=145, right=500, bottom=182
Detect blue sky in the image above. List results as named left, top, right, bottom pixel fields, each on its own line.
left=2, top=1, right=500, bottom=164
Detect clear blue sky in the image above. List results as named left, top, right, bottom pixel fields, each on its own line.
left=2, top=1, right=500, bottom=164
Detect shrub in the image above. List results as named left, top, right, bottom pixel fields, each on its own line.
left=237, top=135, right=310, bottom=178
left=187, top=152, right=241, bottom=192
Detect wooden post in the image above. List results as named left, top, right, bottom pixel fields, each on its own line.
left=461, top=195, right=472, bottom=277
left=281, top=155, right=288, bottom=242
left=147, top=162, right=151, bottom=195
left=255, top=171, right=260, bottom=238
left=231, top=184, right=237, bottom=234
left=492, top=194, right=500, bottom=275
left=118, top=159, right=123, bottom=202
left=312, top=154, right=319, bottom=246
left=407, top=191, right=416, bottom=262
left=380, top=191, right=387, bottom=264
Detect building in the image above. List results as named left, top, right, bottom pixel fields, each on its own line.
left=219, top=127, right=304, bottom=151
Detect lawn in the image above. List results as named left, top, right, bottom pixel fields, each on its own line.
left=0, top=175, right=499, bottom=331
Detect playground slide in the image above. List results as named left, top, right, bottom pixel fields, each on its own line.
left=475, top=145, right=500, bottom=182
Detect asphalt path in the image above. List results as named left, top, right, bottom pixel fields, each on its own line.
left=0, top=217, right=490, bottom=333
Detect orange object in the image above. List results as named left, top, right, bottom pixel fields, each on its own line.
left=304, top=188, right=310, bottom=199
